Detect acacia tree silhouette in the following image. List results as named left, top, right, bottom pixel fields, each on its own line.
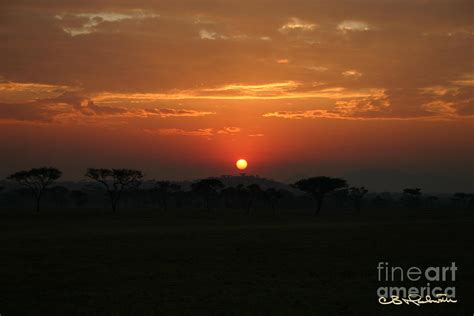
left=452, top=192, right=473, bottom=209
left=154, top=181, right=181, bottom=212
left=191, top=178, right=224, bottom=211
left=293, top=176, right=347, bottom=215
left=349, top=186, right=369, bottom=213
left=402, top=188, right=422, bottom=207
left=85, top=168, right=143, bottom=212
left=7, top=167, right=62, bottom=212
left=425, top=195, right=439, bottom=208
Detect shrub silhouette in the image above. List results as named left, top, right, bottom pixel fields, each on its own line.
left=7, top=167, right=62, bottom=212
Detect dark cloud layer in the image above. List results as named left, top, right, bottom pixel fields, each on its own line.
left=1, top=1, right=472, bottom=93
left=1, top=1, right=472, bottom=120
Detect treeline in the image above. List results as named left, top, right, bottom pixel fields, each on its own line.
left=0, top=167, right=473, bottom=214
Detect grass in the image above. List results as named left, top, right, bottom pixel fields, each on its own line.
left=0, top=208, right=473, bottom=315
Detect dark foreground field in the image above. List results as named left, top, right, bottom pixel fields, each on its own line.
left=1, top=209, right=473, bottom=315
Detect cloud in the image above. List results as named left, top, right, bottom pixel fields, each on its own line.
left=337, top=20, right=370, bottom=32
left=56, top=10, right=160, bottom=36
left=420, top=86, right=458, bottom=97
left=1, top=3, right=472, bottom=124
left=0, top=82, right=77, bottom=102
left=148, top=128, right=214, bottom=137
left=198, top=29, right=269, bottom=41
left=94, top=81, right=383, bottom=101
left=201, top=81, right=299, bottom=93
left=306, top=66, right=328, bottom=72
left=422, top=101, right=458, bottom=117
left=263, top=86, right=474, bottom=121
left=217, top=126, right=241, bottom=134
left=455, top=99, right=474, bottom=116
left=0, top=92, right=215, bottom=123
left=451, top=74, right=474, bottom=86
left=199, top=29, right=225, bottom=40
left=420, top=83, right=474, bottom=117
left=45, top=93, right=128, bottom=116
left=342, top=70, right=363, bottom=79
left=0, top=101, right=69, bottom=123
left=0, top=93, right=131, bottom=123
left=144, top=126, right=241, bottom=137
left=263, top=110, right=347, bottom=120
left=276, top=59, right=289, bottom=64
left=248, top=133, right=264, bottom=137
left=262, top=109, right=441, bottom=121
left=279, top=17, right=317, bottom=33
left=142, top=108, right=215, bottom=117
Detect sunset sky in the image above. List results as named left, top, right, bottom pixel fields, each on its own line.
left=0, top=0, right=473, bottom=191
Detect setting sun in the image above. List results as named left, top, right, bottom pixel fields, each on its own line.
left=236, top=159, right=248, bottom=170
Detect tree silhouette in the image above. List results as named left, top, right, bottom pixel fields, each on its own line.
left=191, top=178, right=224, bottom=211
left=403, top=188, right=421, bottom=196
left=293, top=176, right=347, bottom=215
left=7, top=167, right=62, bottom=212
left=402, top=188, right=422, bottom=207
left=349, top=186, right=368, bottom=213
left=452, top=192, right=473, bottom=209
left=85, top=168, right=143, bottom=212
left=333, top=188, right=349, bottom=209
left=425, top=195, right=439, bottom=209
left=154, top=181, right=181, bottom=212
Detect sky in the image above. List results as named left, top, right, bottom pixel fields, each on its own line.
left=0, top=0, right=473, bottom=192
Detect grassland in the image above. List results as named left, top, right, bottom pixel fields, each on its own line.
left=1, top=209, right=472, bottom=315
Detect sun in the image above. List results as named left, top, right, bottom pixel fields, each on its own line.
left=236, top=159, right=248, bottom=170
